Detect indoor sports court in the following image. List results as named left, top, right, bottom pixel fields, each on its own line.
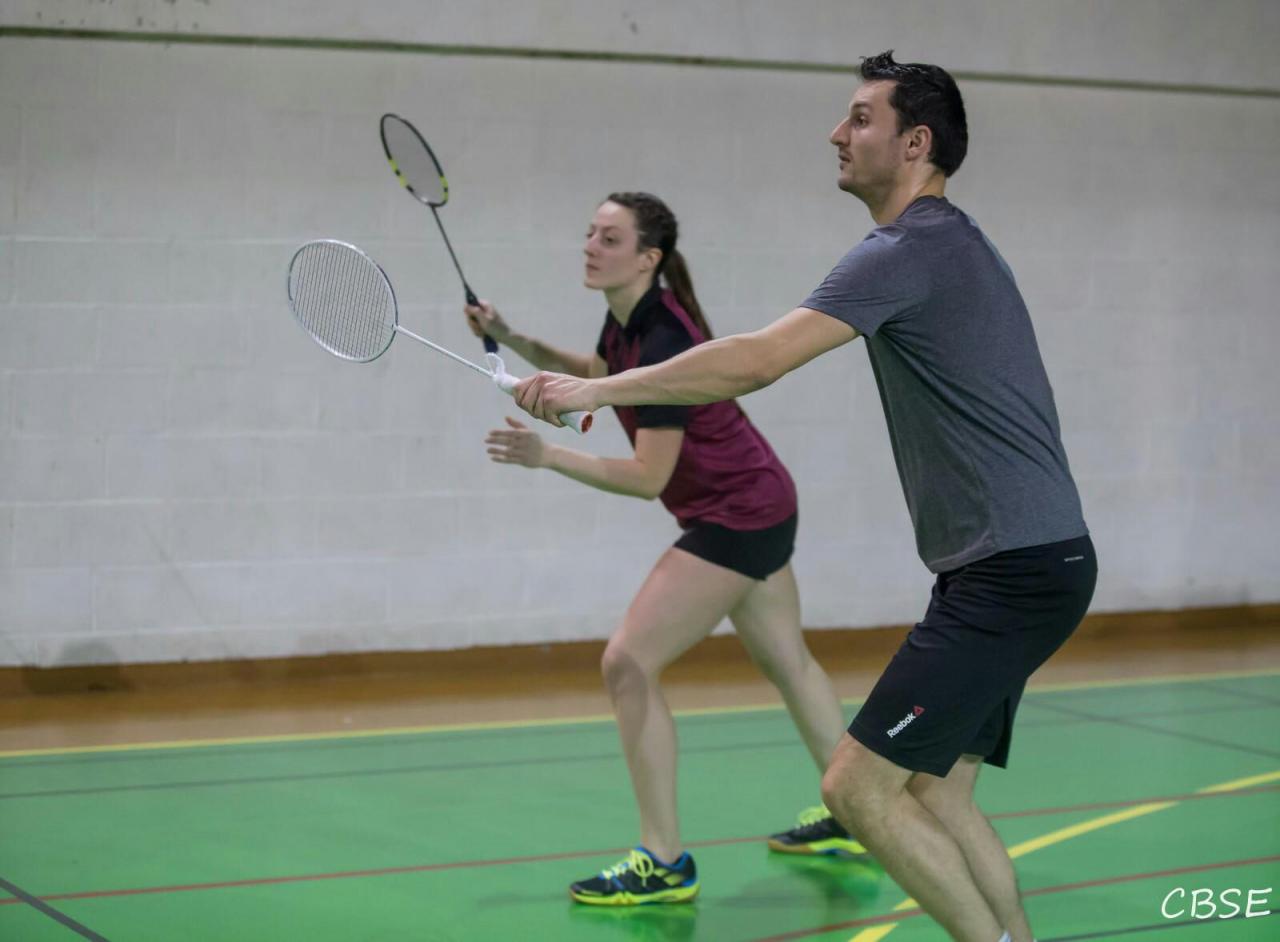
left=1, top=4, right=1278, bottom=942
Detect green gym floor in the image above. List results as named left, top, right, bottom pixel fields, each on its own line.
left=2, top=670, right=1277, bottom=942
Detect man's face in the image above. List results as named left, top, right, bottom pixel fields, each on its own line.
left=829, top=80, right=907, bottom=198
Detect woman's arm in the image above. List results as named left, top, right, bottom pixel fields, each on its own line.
left=487, top=420, right=683, bottom=500
left=465, top=300, right=595, bottom=377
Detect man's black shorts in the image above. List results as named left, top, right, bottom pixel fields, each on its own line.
left=848, top=534, right=1097, bottom=778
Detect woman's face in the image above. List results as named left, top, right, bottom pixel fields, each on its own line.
left=583, top=201, right=660, bottom=292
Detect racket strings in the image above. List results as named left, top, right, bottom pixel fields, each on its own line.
left=382, top=117, right=447, bottom=205
left=289, top=241, right=396, bottom=361
left=342, top=246, right=379, bottom=357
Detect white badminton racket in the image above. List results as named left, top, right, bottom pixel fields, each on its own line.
left=286, top=239, right=592, bottom=434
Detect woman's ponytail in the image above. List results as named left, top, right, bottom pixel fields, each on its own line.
left=604, top=191, right=713, bottom=340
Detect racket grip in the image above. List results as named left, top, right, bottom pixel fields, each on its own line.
left=486, top=354, right=592, bottom=435
left=465, top=287, right=498, bottom=353
left=559, top=410, right=593, bottom=434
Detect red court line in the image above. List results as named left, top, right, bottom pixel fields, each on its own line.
left=747, top=854, right=1280, bottom=941
left=3, top=782, right=1276, bottom=907
left=2, top=839, right=752, bottom=905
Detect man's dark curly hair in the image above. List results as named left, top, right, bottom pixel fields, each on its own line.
left=859, top=50, right=968, bottom=177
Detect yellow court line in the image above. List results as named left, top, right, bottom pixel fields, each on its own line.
left=0, top=715, right=613, bottom=759
left=846, top=927, right=898, bottom=942
left=1004, top=802, right=1178, bottom=857
left=0, top=700, right=796, bottom=759
left=1, top=666, right=1276, bottom=760
left=1199, top=768, right=1280, bottom=793
left=847, top=768, right=1280, bottom=941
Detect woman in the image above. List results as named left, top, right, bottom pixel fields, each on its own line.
left=466, top=192, right=862, bottom=905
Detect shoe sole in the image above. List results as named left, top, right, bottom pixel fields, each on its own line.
left=569, top=885, right=699, bottom=906
left=767, top=837, right=870, bottom=859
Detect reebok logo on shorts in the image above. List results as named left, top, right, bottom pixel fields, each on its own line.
left=886, top=705, right=925, bottom=738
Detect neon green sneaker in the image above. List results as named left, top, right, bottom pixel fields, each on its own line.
left=569, top=847, right=699, bottom=905
left=767, top=805, right=871, bottom=858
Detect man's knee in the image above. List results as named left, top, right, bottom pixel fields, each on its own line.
left=820, top=735, right=908, bottom=831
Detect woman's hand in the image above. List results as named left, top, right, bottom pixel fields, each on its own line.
left=463, top=299, right=512, bottom=344
left=485, top=417, right=548, bottom=468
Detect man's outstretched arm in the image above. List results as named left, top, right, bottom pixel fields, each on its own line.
left=515, top=307, right=859, bottom=425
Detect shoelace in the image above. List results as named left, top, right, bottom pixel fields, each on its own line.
left=796, top=804, right=833, bottom=827
left=601, top=848, right=656, bottom=881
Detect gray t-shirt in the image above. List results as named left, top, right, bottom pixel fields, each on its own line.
left=802, top=196, right=1087, bottom=572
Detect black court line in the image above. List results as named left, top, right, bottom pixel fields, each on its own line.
left=1015, top=701, right=1274, bottom=731
left=1045, top=909, right=1279, bottom=940
left=0, top=737, right=805, bottom=800
left=4, top=701, right=1270, bottom=795
left=1196, top=681, right=1280, bottom=708
left=9, top=711, right=1280, bottom=803
left=7, top=678, right=1275, bottom=770
left=3, top=700, right=1261, bottom=772
left=0, top=876, right=110, bottom=941
left=0, top=706, right=799, bottom=770
left=1032, top=700, right=1280, bottom=761
left=1, top=26, right=1278, bottom=100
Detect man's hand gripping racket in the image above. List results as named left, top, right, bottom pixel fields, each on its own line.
left=487, top=355, right=593, bottom=434
left=514, top=371, right=601, bottom=430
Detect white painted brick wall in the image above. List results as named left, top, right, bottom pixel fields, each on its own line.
left=5, top=0, right=1277, bottom=89
left=104, top=436, right=260, bottom=500
left=12, top=501, right=169, bottom=567
left=0, top=567, right=95, bottom=635
left=0, top=437, right=107, bottom=502
left=94, top=563, right=243, bottom=631
left=0, top=3, right=1277, bottom=665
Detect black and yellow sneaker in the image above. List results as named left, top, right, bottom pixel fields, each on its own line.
left=767, top=805, right=871, bottom=858
left=569, top=847, right=699, bottom=905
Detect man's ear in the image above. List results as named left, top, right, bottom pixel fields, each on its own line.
left=906, top=124, right=933, bottom=162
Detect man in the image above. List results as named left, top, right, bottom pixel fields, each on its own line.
left=516, top=51, right=1095, bottom=942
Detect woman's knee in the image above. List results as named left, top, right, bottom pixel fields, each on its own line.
left=600, top=639, right=653, bottom=697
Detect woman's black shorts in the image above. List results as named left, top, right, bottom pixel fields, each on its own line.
left=673, top=513, right=797, bottom=581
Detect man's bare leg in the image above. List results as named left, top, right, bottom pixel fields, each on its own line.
left=821, top=735, right=1005, bottom=942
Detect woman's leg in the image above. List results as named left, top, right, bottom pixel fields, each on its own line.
left=729, top=564, right=846, bottom=771
left=602, top=546, right=755, bottom=863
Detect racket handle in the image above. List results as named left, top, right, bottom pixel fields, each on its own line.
left=486, top=354, right=592, bottom=434
left=559, top=410, right=593, bottom=434
left=464, top=287, right=498, bottom=353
